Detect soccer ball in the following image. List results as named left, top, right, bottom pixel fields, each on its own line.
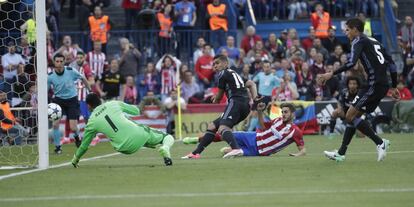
left=48, top=103, right=62, bottom=121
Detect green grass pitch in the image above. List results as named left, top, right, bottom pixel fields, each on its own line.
left=0, top=134, right=413, bottom=207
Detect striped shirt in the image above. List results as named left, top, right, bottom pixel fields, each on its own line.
left=256, top=117, right=303, bottom=156
left=86, top=51, right=107, bottom=80
left=76, top=64, right=93, bottom=101
left=160, top=67, right=176, bottom=95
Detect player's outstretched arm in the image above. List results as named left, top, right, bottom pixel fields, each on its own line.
left=72, top=124, right=97, bottom=168
left=257, top=102, right=267, bottom=130
left=118, top=101, right=141, bottom=116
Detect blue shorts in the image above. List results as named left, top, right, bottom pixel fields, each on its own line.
left=233, top=131, right=259, bottom=156
left=79, top=101, right=91, bottom=120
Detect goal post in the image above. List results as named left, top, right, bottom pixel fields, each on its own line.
left=36, top=0, right=49, bottom=169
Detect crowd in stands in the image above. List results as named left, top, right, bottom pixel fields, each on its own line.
left=0, top=0, right=413, bottom=136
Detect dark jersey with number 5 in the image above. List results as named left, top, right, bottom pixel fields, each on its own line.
left=334, top=35, right=394, bottom=87
left=216, top=68, right=249, bottom=101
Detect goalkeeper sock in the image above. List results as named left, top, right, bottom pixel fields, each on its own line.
left=159, top=135, right=174, bottom=158
left=52, top=128, right=62, bottom=147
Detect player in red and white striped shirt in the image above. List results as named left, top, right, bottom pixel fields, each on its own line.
left=183, top=102, right=306, bottom=157
left=86, top=41, right=107, bottom=80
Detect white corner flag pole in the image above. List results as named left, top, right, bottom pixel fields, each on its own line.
left=36, top=1, right=49, bottom=169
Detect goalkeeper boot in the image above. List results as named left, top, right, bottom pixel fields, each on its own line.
left=182, top=137, right=199, bottom=144
left=222, top=149, right=243, bottom=158
left=163, top=157, right=173, bottom=166
left=181, top=153, right=201, bottom=159
left=159, top=146, right=173, bottom=166
left=324, top=150, right=345, bottom=162
left=74, top=135, right=81, bottom=148
left=377, top=139, right=390, bottom=162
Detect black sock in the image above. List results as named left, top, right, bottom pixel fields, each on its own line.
left=192, top=130, right=216, bottom=154
left=355, top=119, right=383, bottom=145
left=338, top=125, right=356, bottom=155
left=329, top=118, right=336, bottom=133
left=221, top=130, right=240, bottom=149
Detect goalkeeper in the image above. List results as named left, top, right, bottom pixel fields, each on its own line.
left=71, top=93, right=175, bottom=167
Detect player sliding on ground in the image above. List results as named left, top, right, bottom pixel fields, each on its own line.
left=71, top=93, right=175, bottom=167
left=318, top=18, right=400, bottom=162
left=183, top=103, right=306, bottom=157
left=182, top=55, right=259, bottom=159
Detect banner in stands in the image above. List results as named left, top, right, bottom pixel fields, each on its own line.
left=175, top=104, right=244, bottom=138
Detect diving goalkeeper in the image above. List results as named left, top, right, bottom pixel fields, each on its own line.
left=71, top=93, right=175, bottom=167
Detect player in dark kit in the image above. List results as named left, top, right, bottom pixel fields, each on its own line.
left=318, top=18, right=400, bottom=162
left=182, top=55, right=258, bottom=159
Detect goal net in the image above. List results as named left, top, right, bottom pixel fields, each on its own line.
left=0, top=0, right=48, bottom=169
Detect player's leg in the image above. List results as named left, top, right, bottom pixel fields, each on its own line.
left=52, top=119, right=62, bottom=154
left=66, top=97, right=82, bottom=147
left=182, top=122, right=218, bottom=159
left=221, top=131, right=259, bottom=156
left=329, top=109, right=343, bottom=134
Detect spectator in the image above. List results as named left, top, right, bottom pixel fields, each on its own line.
left=307, top=47, right=318, bottom=65
left=296, top=62, right=314, bottom=100
left=46, top=31, right=55, bottom=67
left=157, top=4, right=174, bottom=55
left=322, top=26, right=341, bottom=54
left=11, top=64, right=30, bottom=107
left=16, top=35, right=36, bottom=81
left=279, top=29, right=288, bottom=47
left=302, top=26, right=316, bottom=52
left=87, top=6, right=114, bottom=54
left=195, top=44, right=215, bottom=90
left=310, top=3, right=331, bottom=39
left=207, top=0, right=228, bottom=48
left=119, top=38, right=141, bottom=78
left=273, top=73, right=299, bottom=101
left=54, top=35, right=82, bottom=66
left=163, top=89, right=187, bottom=134
left=181, top=70, right=201, bottom=103
left=156, top=54, right=181, bottom=100
left=286, top=28, right=299, bottom=49
left=247, top=41, right=272, bottom=63
left=46, top=7, right=59, bottom=34
left=361, top=0, right=378, bottom=17
left=122, top=0, right=142, bottom=32
left=216, top=36, right=240, bottom=62
left=174, top=0, right=197, bottom=58
left=275, top=58, right=296, bottom=81
left=86, top=41, right=107, bottom=80
left=137, top=62, right=160, bottom=102
left=390, top=79, right=412, bottom=100
left=20, top=12, right=36, bottom=45
left=241, top=26, right=262, bottom=53
left=252, top=61, right=280, bottom=104
left=286, top=39, right=306, bottom=60
left=288, top=0, right=307, bottom=20
left=313, top=38, right=329, bottom=61
left=0, top=91, right=25, bottom=145
left=327, top=44, right=343, bottom=65
left=310, top=52, right=325, bottom=77
left=120, top=75, right=137, bottom=104
left=310, top=76, right=331, bottom=101
left=193, top=37, right=215, bottom=64
left=239, top=63, right=253, bottom=81
left=96, top=59, right=124, bottom=100
left=400, top=16, right=414, bottom=54
left=1, top=42, right=25, bottom=102
left=357, top=12, right=372, bottom=37
left=324, top=65, right=340, bottom=98
left=138, top=90, right=164, bottom=118
left=235, top=49, right=249, bottom=69
left=265, top=33, right=285, bottom=61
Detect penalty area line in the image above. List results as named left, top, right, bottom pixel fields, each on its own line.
left=0, top=152, right=121, bottom=181
left=1, top=188, right=414, bottom=202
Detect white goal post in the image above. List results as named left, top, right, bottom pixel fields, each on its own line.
left=36, top=0, right=49, bottom=169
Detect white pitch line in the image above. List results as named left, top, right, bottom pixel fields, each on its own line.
left=1, top=188, right=414, bottom=202
left=0, top=152, right=121, bottom=181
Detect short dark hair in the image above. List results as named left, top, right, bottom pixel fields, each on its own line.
left=280, top=103, right=295, bottom=113
left=86, top=93, right=102, bottom=108
left=76, top=51, right=85, bottom=56
left=213, top=54, right=228, bottom=63
left=346, top=18, right=364, bottom=33
left=203, top=44, right=211, bottom=49
left=53, top=53, right=65, bottom=60
left=346, top=76, right=361, bottom=87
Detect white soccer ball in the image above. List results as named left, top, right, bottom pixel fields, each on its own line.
left=48, top=103, right=62, bottom=121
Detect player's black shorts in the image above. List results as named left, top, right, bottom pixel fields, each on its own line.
left=352, top=84, right=388, bottom=113
left=213, top=98, right=250, bottom=128
left=52, top=96, right=80, bottom=120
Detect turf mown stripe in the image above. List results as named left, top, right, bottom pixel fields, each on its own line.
left=1, top=188, right=414, bottom=202
left=0, top=152, right=121, bottom=181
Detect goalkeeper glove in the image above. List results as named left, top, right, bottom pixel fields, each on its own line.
left=71, top=155, right=80, bottom=168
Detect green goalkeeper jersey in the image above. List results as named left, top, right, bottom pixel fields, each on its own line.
left=74, top=101, right=166, bottom=159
